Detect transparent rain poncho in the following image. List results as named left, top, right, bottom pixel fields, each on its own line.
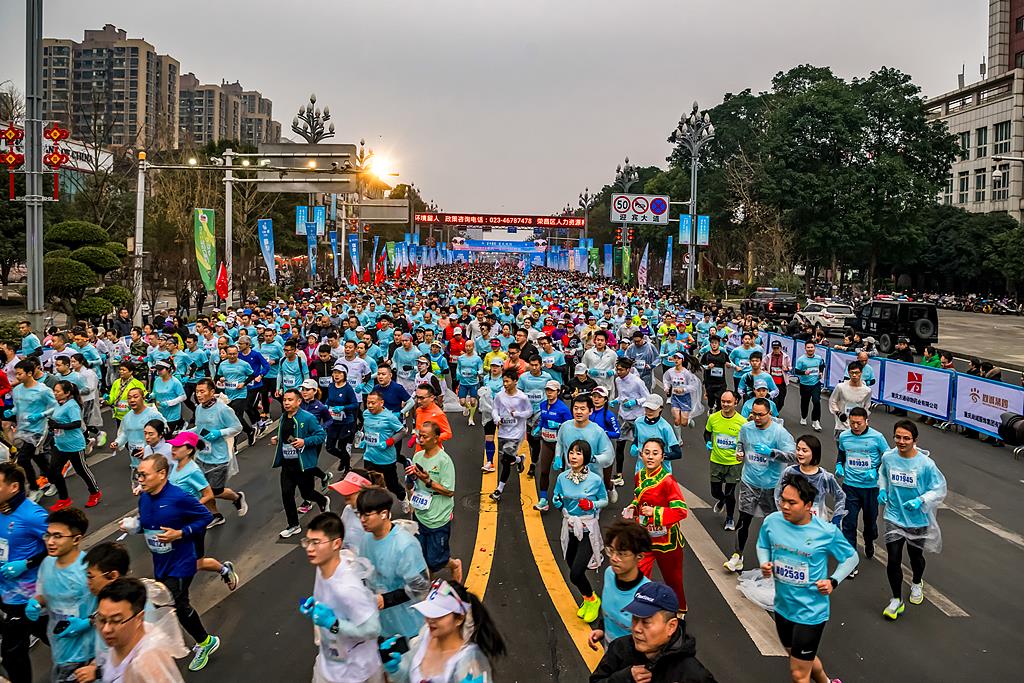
left=878, top=447, right=947, bottom=553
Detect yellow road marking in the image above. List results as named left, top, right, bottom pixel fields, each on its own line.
left=517, top=444, right=604, bottom=672
left=464, top=446, right=499, bottom=600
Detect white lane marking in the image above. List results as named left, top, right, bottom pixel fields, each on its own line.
left=678, top=486, right=787, bottom=657
left=944, top=506, right=1024, bottom=552
left=941, top=491, right=989, bottom=510
left=860, top=543, right=969, bottom=617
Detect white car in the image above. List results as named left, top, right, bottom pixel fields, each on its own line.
left=793, top=302, right=853, bottom=333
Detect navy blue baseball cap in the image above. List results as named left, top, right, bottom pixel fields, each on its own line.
left=624, top=582, right=679, bottom=617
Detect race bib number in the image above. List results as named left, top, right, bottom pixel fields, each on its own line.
left=364, top=432, right=381, bottom=446
left=648, top=525, right=668, bottom=538
left=283, top=376, right=298, bottom=388
left=672, top=384, right=686, bottom=395
left=318, top=377, right=331, bottom=387
left=810, top=502, right=822, bottom=517
left=710, top=367, right=724, bottom=378
left=738, top=360, right=751, bottom=370
left=281, top=443, right=300, bottom=459
left=115, top=399, right=130, bottom=412
left=747, top=451, right=769, bottom=466
left=329, top=407, right=345, bottom=420
left=889, top=469, right=917, bottom=488
left=805, top=367, right=819, bottom=376
left=543, top=358, right=554, bottom=367
left=143, top=529, right=172, bottom=555
left=770, top=367, right=783, bottom=377
left=500, top=415, right=516, bottom=426
left=714, top=434, right=737, bottom=451
left=540, top=427, right=558, bottom=441
left=527, top=389, right=544, bottom=403
left=409, top=489, right=433, bottom=511
left=773, top=559, right=809, bottom=585
left=52, top=428, right=64, bottom=438
left=846, top=455, right=872, bottom=470
left=635, top=360, right=647, bottom=370
left=0, top=538, right=8, bottom=563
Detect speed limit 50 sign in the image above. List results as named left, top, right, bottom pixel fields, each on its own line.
left=610, top=193, right=670, bottom=225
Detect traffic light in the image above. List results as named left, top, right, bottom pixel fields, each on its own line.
left=627, top=227, right=635, bottom=241
left=615, top=227, right=623, bottom=242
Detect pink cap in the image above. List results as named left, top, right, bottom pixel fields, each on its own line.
left=166, top=431, right=199, bottom=448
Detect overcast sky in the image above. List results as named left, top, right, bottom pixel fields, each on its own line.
left=1, top=0, right=989, bottom=214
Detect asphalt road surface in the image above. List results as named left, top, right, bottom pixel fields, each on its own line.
left=937, top=308, right=1024, bottom=372
left=27, top=378, right=1024, bottom=682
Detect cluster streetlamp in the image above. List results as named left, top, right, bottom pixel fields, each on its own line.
left=291, top=93, right=335, bottom=144
left=669, top=101, right=715, bottom=293
left=578, top=187, right=596, bottom=244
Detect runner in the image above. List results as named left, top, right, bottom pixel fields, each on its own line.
left=489, top=369, right=532, bottom=502
left=724, top=397, right=797, bottom=573
left=793, top=341, right=826, bottom=432
left=827, top=361, right=872, bottom=440
left=271, top=388, right=330, bottom=538
left=758, top=474, right=857, bottom=683
left=405, top=421, right=462, bottom=582
left=358, top=390, right=408, bottom=504
left=663, top=352, right=701, bottom=435
left=878, top=420, right=948, bottom=620
left=836, top=407, right=889, bottom=570
left=191, top=379, right=248, bottom=528
left=587, top=519, right=652, bottom=650
left=5, top=359, right=58, bottom=501
left=47, top=380, right=102, bottom=511
left=774, top=434, right=846, bottom=524
left=700, top=335, right=729, bottom=413
left=454, top=339, right=483, bottom=425
left=704, top=390, right=747, bottom=531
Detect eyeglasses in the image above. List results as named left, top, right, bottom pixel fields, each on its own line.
left=91, top=609, right=142, bottom=628
left=750, top=411, right=770, bottom=418
left=603, top=547, right=636, bottom=559
left=299, top=537, right=334, bottom=549
left=43, top=532, right=81, bottom=541
left=357, top=510, right=387, bottom=519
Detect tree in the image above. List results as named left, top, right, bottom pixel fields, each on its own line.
left=44, top=220, right=125, bottom=318
left=0, top=177, right=25, bottom=301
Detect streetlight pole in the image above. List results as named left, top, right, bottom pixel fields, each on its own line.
left=24, top=0, right=44, bottom=330
left=614, top=157, right=638, bottom=278
left=131, top=153, right=147, bottom=325
left=578, top=187, right=595, bottom=244
left=223, top=148, right=234, bottom=310
left=669, top=101, right=715, bottom=294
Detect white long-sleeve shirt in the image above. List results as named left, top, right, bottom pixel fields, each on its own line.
left=581, top=347, right=618, bottom=394
left=491, top=389, right=533, bottom=441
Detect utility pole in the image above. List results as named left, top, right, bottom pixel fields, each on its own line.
left=24, top=0, right=44, bottom=330
left=131, top=153, right=147, bottom=325
left=223, top=148, right=234, bottom=310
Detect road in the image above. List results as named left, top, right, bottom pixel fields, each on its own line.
left=27, top=377, right=1024, bottom=682
left=937, top=308, right=1024, bottom=374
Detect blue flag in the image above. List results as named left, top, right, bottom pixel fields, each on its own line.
left=257, top=219, right=276, bottom=284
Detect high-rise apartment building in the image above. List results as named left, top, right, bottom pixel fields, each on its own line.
left=41, top=24, right=180, bottom=148
left=178, top=76, right=281, bottom=147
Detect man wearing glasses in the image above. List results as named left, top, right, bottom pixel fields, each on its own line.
left=26, top=507, right=95, bottom=682
left=118, top=455, right=218, bottom=672
left=93, top=577, right=184, bottom=682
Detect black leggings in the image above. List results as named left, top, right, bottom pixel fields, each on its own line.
left=710, top=482, right=737, bottom=519
left=565, top=530, right=594, bottom=598
left=734, top=511, right=755, bottom=556
left=158, top=574, right=208, bottom=645
left=325, top=423, right=356, bottom=470
left=49, top=448, right=99, bottom=499
left=228, top=398, right=254, bottom=435
left=366, top=461, right=406, bottom=501
left=526, top=433, right=541, bottom=469
left=886, top=538, right=926, bottom=599
left=0, top=599, right=49, bottom=683
left=799, top=383, right=822, bottom=421
left=615, top=440, right=627, bottom=475
left=706, top=384, right=725, bottom=413
left=15, top=441, right=49, bottom=490
left=498, top=438, right=522, bottom=484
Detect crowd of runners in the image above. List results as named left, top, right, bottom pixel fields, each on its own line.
left=0, top=261, right=952, bottom=683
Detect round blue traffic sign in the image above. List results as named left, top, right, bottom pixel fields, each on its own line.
left=650, top=197, right=667, bottom=215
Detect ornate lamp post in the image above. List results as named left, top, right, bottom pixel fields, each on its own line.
left=669, top=101, right=715, bottom=293
left=578, top=187, right=596, bottom=244
left=291, top=93, right=335, bottom=144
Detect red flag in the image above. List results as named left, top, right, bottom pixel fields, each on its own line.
left=362, top=265, right=370, bottom=283
left=215, top=262, right=229, bottom=299
left=350, top=267, right=358, bottom=285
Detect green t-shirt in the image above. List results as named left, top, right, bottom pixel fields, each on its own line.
left=411, top=449, right=456, bottom=529
left=706, top=410, right=748, bottom=466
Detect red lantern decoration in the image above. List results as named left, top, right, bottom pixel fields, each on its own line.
left=43, top=123, right=70, bottom=143
left=1, top=149, right=24, bottom=200
left=0, top=123, right=24, bottom=145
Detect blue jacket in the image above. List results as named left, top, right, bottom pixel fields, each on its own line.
left=138, top=483, right=213, bottom=578
left=371, top=380, right=411, bottom=414
left=534, top=399, right=573, bottom=442
left=0, top=494, right=47, bottom=604
left=591, top=405, right=622, bottom=440
left=325, top=382, right=360, bottom=426
left=272, top=408, right=327, bottom=470
left=238, top=349, right=271, bottom=390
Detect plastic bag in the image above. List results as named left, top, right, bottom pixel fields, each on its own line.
left=737, top=569, right=775, bottom=612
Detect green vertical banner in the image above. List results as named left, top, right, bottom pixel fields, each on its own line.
left=386, top=241, right=396, bottom=269
left=194, top=208, right=216, bottom=291
left=588, top=247, right=599, bottom=275
left=621, top=245, right=631, bottom=284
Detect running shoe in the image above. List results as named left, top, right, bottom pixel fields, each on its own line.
left=462, top=407, right=469, bottom=417
left=723, top=553, right=743, bottom=572
left=527, top=463, right=536, bottom=478
left=96, top=431, right=108, bottom=447
left=580, top=595, right=602, bottom=623
left=864, top=544, right=874, bottom=560
left=85, top=491, right=102, bottom=508
left=609, top=488, right=619, bottom=504
left=534, top=498, right=549, bottom=512
left=85, top=437, right=96, bottom=455
left=724, top=518, right=735, bottom=531
left=799, top=417, right=807, bottom=426
left=279, top=525, right=302, bottom=539
left=468, top=417, right=475, bottom=426
left=611, top=474, right=625, bottom=487
left=320, top=471, right=333, bottom=493
left=489, top=489, right=501, bottom=502
left=247, top=430, right=256, bottom=446
left=221, top=561, right=240, bottom=591
left=515, top=455, right=525, bottom=473
left=401, top=500, right=411, bottom=515
left=713, top=499, right=725, bottom=514
left=882, top=598, right=905, bottom=620
left=48, top=498, right=72, bottom=512
left=848, top=569, right=859, bottom=580
left=233, top=491, right=248, bottom=516
left=481, top=462, right=495, bottom=473
left=812, top=420, right=822, bottom=432
left=42, top=483, right=57, bottom=497
left=320, top=498, right=331, bottom=514
left=188, top=635, right=220, bottom=671
left=909, top=582, right=924, bottom=605
left=297, top=501, right=313, bottom=514
left=207, top=514, right=226, bottom=529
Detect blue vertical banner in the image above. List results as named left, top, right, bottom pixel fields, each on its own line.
left=696, top=215, right=711, bottom=246
left=604, top=244, right=613, bottom=279
left=329, top=194, right=337, bottom=223
left=313, top=205, right=326, bottom=236
left=306, top=222, right=318, bottom=277
left=257, top=219, right=276, bottom=284
left=663, top=236, right=673, bottom=287
left=412, top=232, right=420, bottom=246
left=347, top=234, right=360, bottom=277
left=372, top=235, right=380, bottom=273
left=296, top=206, right=309, bottom=235
left=679, top=214, right=692, bottom=245
left=329, top=230, right=340, bottom=280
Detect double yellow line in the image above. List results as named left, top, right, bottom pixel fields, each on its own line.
left=464, top=440, right=603, bottom=671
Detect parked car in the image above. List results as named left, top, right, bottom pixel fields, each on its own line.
left=793, top=302, right=854, bottom=334
left=847, top=300, right=939, bottom=354
left=741, top=288, right=798, bottom=320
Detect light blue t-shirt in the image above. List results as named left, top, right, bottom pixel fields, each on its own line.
left=51, top=400, right=86, bottom=453
left=170, top=459, right=210, bottom=500
left=837, top=427, right=888, bottom=490
left=600, top=568, right=650, bottom=642
left=878, top=448, right=946, bottom=529
left=456, top=354, right=483, bottom=387
left=738, top=421, right=796, bottom=490
left=38, top=554, right=97, bottom=664
left=757, top=512, right=857, bottom=625
left=793, top=354, right=826, bottom=387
